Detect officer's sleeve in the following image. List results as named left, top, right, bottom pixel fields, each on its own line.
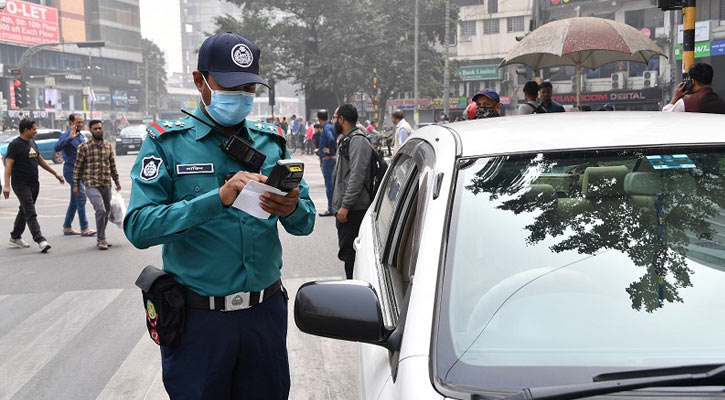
left=123, top=138, right=224, bottom=249
left=279, top=148, right=315, bottom=236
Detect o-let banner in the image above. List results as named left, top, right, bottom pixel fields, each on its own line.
left=0, top=0, right=59, bottom=46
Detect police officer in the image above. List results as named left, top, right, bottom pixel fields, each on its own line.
left=124, top=32, right=315, bottom=399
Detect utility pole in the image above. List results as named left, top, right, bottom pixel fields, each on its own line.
left=442, top=0, right=450, bottom=120
left=681, top=0, right=696, bottom=74
left=413, top=0, right=419, bottom=128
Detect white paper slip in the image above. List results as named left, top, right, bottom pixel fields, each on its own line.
left=231, top=180, right=288, bottom=219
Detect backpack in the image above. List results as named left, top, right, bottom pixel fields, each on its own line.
left=340, top=130, right=388, bottom=197
left=525, top=102, right=547, bottom=114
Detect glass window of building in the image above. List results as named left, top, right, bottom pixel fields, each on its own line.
left=460, top=21, right=476, bottom=37
left=483, top=19, right=500, bottom=35
left=488, top=0, right=498, bottom=14
left=507, top=16, right=525, bottom=33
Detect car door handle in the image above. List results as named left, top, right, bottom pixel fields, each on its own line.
left=353, top=236, right=361, bottom=251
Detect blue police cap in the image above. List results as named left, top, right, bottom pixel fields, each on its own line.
left=472, top=88, right=500, bottom=104
left=197, top=32, right=269, bottom=88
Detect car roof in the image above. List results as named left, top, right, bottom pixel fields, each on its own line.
left=421, top=112, right=725, bottom=157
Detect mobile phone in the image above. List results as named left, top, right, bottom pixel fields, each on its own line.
left=682, top=77, right=694, bottom=94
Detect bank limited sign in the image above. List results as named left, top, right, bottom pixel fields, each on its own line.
left=457, top=65, right=502, bottom=81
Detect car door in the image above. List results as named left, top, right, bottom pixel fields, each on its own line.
left=355, top=138, right=436, bottom=399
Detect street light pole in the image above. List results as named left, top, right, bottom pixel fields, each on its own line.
left=413, top=0, right=419, bottom=128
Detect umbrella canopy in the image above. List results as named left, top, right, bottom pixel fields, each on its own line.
left=500, top=17, right=667, bottom=70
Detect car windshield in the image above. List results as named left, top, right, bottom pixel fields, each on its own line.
left=121, top=125, right=147, bottom=137
left=437, top=147, right=725, bottom=391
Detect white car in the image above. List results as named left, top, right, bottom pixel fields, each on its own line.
left=295, top=112, right=725, bottom=400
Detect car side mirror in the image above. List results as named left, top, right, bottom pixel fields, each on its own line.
left=294, top=280, right=396, bottom=349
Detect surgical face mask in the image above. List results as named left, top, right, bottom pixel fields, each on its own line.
left=476, top=106, right=496, bottom=119
left=201, top=75, right=254, bottom=127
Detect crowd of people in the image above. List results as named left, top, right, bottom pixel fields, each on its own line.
left=3, top=114, right=121, bottom=252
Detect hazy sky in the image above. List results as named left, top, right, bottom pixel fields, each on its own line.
left=139, top=0, right=183, bottom=75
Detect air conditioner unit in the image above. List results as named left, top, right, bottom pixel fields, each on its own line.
left=611, top=72, right=628, bottom=90
left=643, top=70, right=658, bottom=87
left=571, top=75, right=586, bottom=91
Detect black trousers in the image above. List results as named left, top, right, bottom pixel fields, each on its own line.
left=336, top=209, right=367, bottom=279
left=11, top=182, right=46, bottom=243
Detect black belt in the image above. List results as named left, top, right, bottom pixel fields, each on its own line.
left=185, top=279, right=282, bottom=312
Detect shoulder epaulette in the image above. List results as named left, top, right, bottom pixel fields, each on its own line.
left=146, top=117, right=192, bottom=140
left=246, top=119, right=286, bottom=143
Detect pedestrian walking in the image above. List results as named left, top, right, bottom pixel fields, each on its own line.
left=390, top=109, right=412, bottom=154
left=663, top=63, right=725, bottom=114
left=55, top=113, right=95, bottom=237
left=73, top=120, right=121, bottom=250
left=124, top=32, right=315, bottom=400
left=332, top=104, right=373, bottom=279
left=304, top=120, right=314, bottom=154
left=518, top=81, right=545, bottom=115
left=317, top=109, right=337, bottom=217
left=3, top=119, right=65, bottom=252
left=539, top=81, right=565, bottom=113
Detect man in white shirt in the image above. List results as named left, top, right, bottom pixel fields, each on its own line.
left=391, top=109, right=412, bottom=154
left=663, top=63, right=725, bottom=114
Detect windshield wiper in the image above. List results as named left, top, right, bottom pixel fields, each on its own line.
left=498, top=364, right=725, bottom=400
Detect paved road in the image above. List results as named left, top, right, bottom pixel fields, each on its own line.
left=0, top=150, right=359, bottom=399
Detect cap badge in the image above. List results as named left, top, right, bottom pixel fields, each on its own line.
left=231, top=44, right=253, bottom=68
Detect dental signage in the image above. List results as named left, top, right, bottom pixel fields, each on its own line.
left=0, top=0, right=59, bottom=46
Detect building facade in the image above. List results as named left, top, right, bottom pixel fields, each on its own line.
left=0, top=0, right=145, bottom=131
left=539, top=0, right=725, bottom=111
left=179, top=0, right=240, bottom=88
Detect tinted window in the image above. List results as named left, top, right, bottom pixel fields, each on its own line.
left=376, top=156, right=416, bottom=250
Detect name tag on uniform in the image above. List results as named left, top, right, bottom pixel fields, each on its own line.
left=176, top=163, right=214, bottom=175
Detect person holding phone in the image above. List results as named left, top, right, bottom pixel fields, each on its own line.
left=663, top=63, right=725, bottom=114
left=54, top=114, right=95, bottom=236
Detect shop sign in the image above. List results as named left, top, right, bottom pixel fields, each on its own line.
left=552, top=88, right=662, bottom=105
left=95, top=92, right=112, bottom=105
left=456, top=65, right=502, bottom=81
left=674, top=42, right=711, bottom=60
left=0, top=0, right=59, bottom=46
left=677, top=21, right=710, bottom=44
left=711, top=40, right=725, bottom=57
left=385, top=98, right=431, bottom=109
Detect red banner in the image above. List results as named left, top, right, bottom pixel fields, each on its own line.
left=0, top=0, right=59, bottom=46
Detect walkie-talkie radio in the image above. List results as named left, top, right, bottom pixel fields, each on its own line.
left=266, top=160, right=304, bottom=191
left=181, top=109, right=266, bottom=172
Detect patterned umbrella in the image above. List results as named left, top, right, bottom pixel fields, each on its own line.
left=500, top=17, right=667, bottom=108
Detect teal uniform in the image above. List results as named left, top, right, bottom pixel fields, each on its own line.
left=124, top=106, right=315, bottom=296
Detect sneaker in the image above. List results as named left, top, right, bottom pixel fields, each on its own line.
left=318, top=210, right=335, bottom=217
left=8, top=238, right=30, bottom=248
left=38, top=241, right=51, bottom=253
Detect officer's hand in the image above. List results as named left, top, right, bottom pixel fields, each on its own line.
left=259, top=186, right=300, bottom=217
left=219, top=171, right=264, bottom=206
left=73, top=186, right=79, bottom=196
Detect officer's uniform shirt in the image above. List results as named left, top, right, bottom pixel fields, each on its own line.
left=124, top=106, right=316, bottom=297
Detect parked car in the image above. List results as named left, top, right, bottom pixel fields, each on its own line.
left=0, top=128, right=63, bottom=164
left=115, top=124, right=147, bottom=155
left=294, top=112, right=725, bottom=399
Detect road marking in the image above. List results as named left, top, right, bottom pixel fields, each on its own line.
left=0, top=289, right=122, bottom=400
left=97, top=332, right=167, bottom=400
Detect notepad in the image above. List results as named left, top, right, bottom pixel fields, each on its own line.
left=231, top=180, right=288, bottom=219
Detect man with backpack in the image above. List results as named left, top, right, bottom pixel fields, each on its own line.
left=332, top=104, right=374, bottom=279
left=518, top=81, right=546, bottom=115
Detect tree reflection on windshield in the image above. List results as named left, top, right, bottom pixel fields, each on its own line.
left=465, top=152, right=725, bottom=312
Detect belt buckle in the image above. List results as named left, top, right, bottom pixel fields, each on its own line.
left=223, top=291, right=251, bottom=312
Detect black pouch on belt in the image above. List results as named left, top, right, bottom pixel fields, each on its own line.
left=134, top=265, right=186, bottom=348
